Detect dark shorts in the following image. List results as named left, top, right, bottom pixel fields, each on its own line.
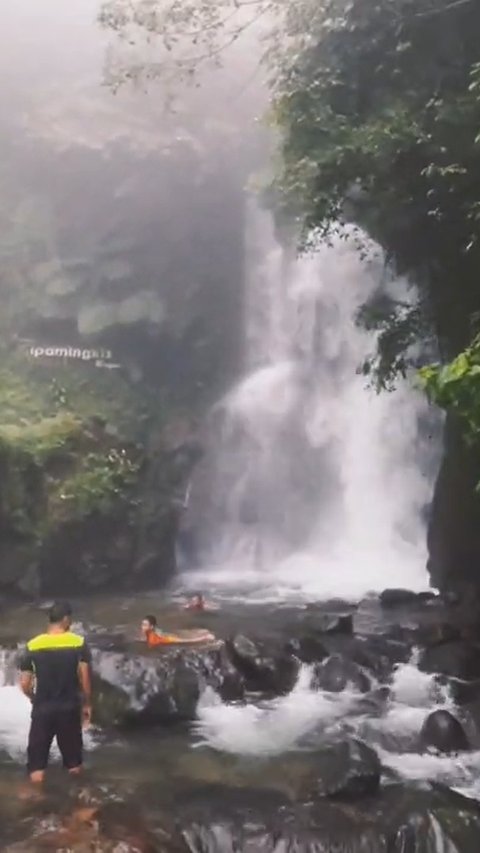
left=27, top=708, right=83, bottom=773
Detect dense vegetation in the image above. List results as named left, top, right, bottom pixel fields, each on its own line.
left=100, top=0, right=480, bottom=431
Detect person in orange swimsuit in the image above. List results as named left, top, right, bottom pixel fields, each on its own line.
left=141, top=615, right=215, bottom=647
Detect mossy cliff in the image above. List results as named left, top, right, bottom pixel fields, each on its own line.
left=0, top=353, right=199, bottom=597
left=0, top=37, right=257, bottom=596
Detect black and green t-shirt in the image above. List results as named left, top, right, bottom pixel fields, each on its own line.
left=19, top=631, right=92, bottom=715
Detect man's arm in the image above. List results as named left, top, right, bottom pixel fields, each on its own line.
left=19, top=670, right=34, bottom=701
left=18, top=649, right=34, bottom=701
left=78, top=641, right=92, bottom=727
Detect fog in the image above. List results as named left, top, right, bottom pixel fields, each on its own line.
left=0, top=0, right=438, bottom=604
left=0, top=0, right=269, bottom=175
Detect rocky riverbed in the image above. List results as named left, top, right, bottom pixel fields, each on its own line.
left=2, top=589, right=480, bottom=850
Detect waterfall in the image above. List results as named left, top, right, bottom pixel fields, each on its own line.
left=182, top=200, right=440, bottom=601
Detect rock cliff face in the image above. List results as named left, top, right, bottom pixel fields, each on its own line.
left=0, top=70, right=259, bottom=596
left=427, top=417, right=480, bottom=596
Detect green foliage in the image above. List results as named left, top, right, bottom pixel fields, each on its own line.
left=100, top=0, right=480, bottom=393
left=0, top=350, right=163, bottom=443
left=271, top=0, right=480, bottom=239
left=420, top=336, right=480, bottom=440
left=0, top=362, right=145, bottom=541
left=0, top=436, right=43, bottom=539
left=0, top=422, right=141, bottom=544
left=357, top=297, right=428, bottom=390
left=51, top=449, right=141, bottom=521
left=0, top=413, right=83, bottom=464
left=268, top=0, right=480, bottom=372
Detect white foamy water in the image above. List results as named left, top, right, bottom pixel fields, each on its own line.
left=195, top=655, right=480, bottom=799
left=195, top=665, right=357, bottom=754
left=0, top=652, right=97, bottom=762
left=183, top=202, right=440, bottom=602
left=0, top=686, right=32, bottom=760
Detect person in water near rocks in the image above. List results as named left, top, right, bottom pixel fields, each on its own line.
left=141, top=615, right=215, bottom=647
left=18, top=601, right=92, bottom=785
left=183, top=593, right=218, bottom=612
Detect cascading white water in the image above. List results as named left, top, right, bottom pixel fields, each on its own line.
left=184, top=200, right=440, bottom=601
left=194, top=657, right=480, bottom=800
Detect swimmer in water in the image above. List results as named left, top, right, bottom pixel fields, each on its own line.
left=183, top=593, right=218, bottom=612
left=141, top=615, right=215, bottom=647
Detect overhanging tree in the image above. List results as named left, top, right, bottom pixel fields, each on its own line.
left=100, top=0, right=480, bottom=418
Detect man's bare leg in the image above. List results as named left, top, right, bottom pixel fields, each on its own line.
left=18, top=772, right=46, bottom=801
left=29, top=770, right=45, bottom=784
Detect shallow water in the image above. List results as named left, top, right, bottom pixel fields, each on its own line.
left=1, top=592, right=479, bottom=844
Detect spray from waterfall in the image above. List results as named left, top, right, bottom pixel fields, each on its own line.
left=182, top=200, right=440, bottom=601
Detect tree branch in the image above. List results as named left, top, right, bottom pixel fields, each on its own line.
left=415, top=0, right=473, bottom=18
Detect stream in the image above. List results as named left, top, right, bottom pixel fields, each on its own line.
left=1, top=591, right=480, bottom=850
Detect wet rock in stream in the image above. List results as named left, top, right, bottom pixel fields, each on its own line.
left=306, top=738, right=381, bottom=798
left=303, top=611, right=354, bottom=635
left=92, top=644, right=245, bottom=727
left=177, top=739, right=381, bottom=802
left=285, top=633, right=329, bottom=664
left=319, top=633, right=411, bottom=682
left=8, top=779, right=480, bottom=852
left=225, top=634, right=299, bottom=695
left=419, top=640, right=480, bottom=680
left=2, top=790, right=178, bottom=852
left=312, top=653, right=371, bottom=694
left=178, top=783, right=480, bottom=853
left=380, top=589, right=426, bottom=608
left=420, top=709, right=470, bottom=754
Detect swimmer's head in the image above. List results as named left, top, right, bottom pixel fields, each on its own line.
left=141, top=615, right=157, bottom=637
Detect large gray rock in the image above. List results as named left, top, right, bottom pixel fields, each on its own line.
left=226, top=634, right=299, bottom=695
left=179, top=783, right=480, bottom=853
left=305, top=612, right=353, bottom=635
left=419, top=640, right=480, bottom=680
left=428, top=418, right=480, bottom=595
left=92, top=645, right=244, bottom=727
left=307, top=739, right=381, bottom=799
left=312, top=654, right=371, bottom=694
left=380, top=588, right=422, bottom=608
left=420, top=709, right=470, bottom=754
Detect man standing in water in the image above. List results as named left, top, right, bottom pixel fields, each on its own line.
left=18, top=601, right=92, bottom=784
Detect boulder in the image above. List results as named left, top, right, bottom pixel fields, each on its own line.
left=177, top=739, right=381, bottom=804
left=200, top=645, right=245, bottom=702
left=2, top=787, right=173, bottom=852
left=285, top=634, right=329, bottom=664
left=416, top=620, right=461, bottom=647
left=226, top=634, right=298, bottom=695
left=418, top=640, right=480, bottom=680
left=307, top=739, right=381, bottom=799
left=379, top=589, right=422, bottom=608
left=380, top=588, right=439, bottom=610
left=356, top=686, right=391, bottom=716
left=92, top=645, right=244, bottom=728
left=321, top=634, right=411, bottom=681
left=312, top=654, right=371, bottom=694
left=305, top=613, right=353, bottom=635
left=448, top=678, right=480, bottom=705
left=417, top=591, right=439, bottom=605
left=420, top=709, right=470, bottom=753
left=386, top=785, right=480, bottom=851
left=178, top=783, right=480, bottom=853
